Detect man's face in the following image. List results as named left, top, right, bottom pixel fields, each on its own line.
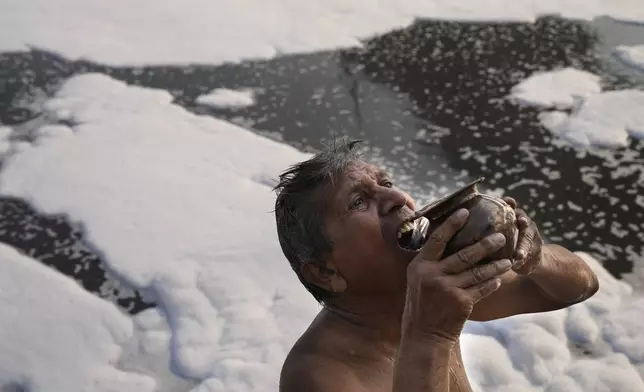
left=322, top=160, right=418, bottom=297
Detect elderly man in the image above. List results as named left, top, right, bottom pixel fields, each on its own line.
left=273, top=139, right=598, bottom=392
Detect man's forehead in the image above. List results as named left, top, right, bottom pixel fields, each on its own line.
left=340, top=161, right=387, bottom=183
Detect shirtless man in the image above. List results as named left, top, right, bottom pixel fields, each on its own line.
left=273, top=139, right=599, bottom=392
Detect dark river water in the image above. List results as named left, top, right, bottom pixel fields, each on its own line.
left=1, top=15, right=643, bottom=313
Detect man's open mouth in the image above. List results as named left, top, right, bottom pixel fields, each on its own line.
left=397, top=216, right=430, bottom=251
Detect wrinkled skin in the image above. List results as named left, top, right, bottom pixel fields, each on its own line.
left=501, top=196, right=544, bottom=275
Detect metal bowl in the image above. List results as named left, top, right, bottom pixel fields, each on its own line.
left=416, top=177, right=518, bottom=264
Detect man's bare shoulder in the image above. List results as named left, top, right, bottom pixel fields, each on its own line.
left=279, top=348, right=366, bottom=392
left=279, top=310, right=371, bottom=392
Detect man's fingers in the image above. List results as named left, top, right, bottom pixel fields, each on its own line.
left=514, top=223, right=535, bottom=261
left=512, top=256, right=527, bottom=270
left=513, top=208, right=532, bottom=260
left=441, top=232, right=507, bottom=273
left=466, top=277, right=502, bottom=304
left=454, top=259, right=512, bottom=288
left=419, top=208, right=469, bottom=260
left=514, top=208, right=530, bottom=228
left=503, top=197, right=517, bottom=209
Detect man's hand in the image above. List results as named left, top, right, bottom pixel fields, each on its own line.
left=502, top=197, right=543, bottom=276
left=467, top=197, right=600, bottom=323
left=401, top=208, right=513, bottom=344
left=393, top=208, right=513, bottom=392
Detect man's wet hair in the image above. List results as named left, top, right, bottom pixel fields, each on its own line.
left=273, top=138, right=363, bottom=304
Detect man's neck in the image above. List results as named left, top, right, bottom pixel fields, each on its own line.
left=323, top=293, right=407, bottom=358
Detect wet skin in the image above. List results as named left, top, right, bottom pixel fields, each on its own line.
left=279, top=160, right=599, bottom=392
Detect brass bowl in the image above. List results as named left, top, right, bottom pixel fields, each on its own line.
left=415, top=178, right=518, bottom=264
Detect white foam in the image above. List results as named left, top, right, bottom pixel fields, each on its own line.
left=195, top=88, right=257, bottom=109
left=121, top=308, right=199, bottom=392
left=508, top=68, right=602, bottom=110
left=509, top=68, right=644, bottom=149
left=541, top=90, right=644, bottom=148
left=2, top=72, right=643, bottom=391
left=0, top=243, right=156, bottom=392
left=0, top=126, right=11, bottom=140
left=602, top=298, right=644, bottom=363
left=3, top=0, right=644, bottom=389
left=460, top=333, right=534, bottom=391
left=0, top=126, right=12, bottom=158
left=546, top=354, right=644, bottom=392
left=463, top=253, right=644, bottom=391
left=616, top=45, right=644, bottom=71
left=0, top=73, right=319, bottom=390
left=2, top=0, right=644, bottom=65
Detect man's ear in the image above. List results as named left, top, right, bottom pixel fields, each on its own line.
left=300, top=261, right=347, bottom=294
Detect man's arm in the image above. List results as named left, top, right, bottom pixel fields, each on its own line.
left=470, top=242, right=599, bottom=322
left=526, top=244, right=599, bottom=303
left=393, top=334, right=453, bottom=391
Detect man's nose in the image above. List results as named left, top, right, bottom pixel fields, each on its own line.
left=378, top=187, right=410, bottom=216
